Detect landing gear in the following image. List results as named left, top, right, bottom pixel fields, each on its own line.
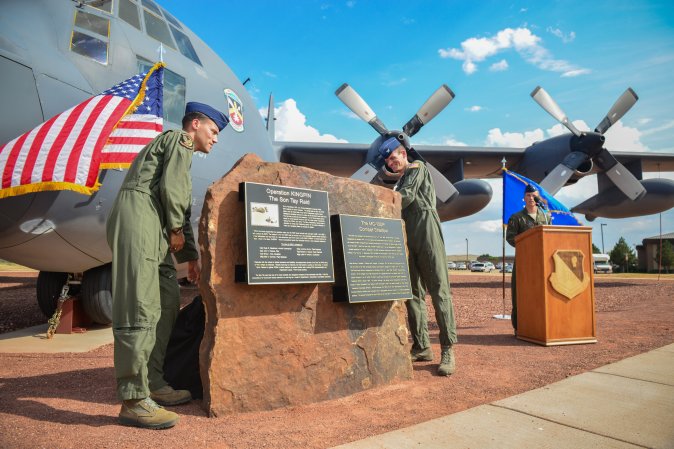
left=81, top=263, right=113, bottom=325
left=36, top=265, right=113, bottom=325
left=36, top=271, right=69, bottom=318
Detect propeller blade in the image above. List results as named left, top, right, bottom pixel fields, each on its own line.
left=349, top=162, right=381, bottom=184
left=594, top=149, right=646, bottom=200
left=530, top=86, right=582, bottom=137
left=595, top=88, right=639, bottom=134
left=426, top=162, right=459, bottom=203
left=335, top=83, right=388, bottom=135
left=403, top=85, right=455, bottom=137
left=539, top=151, right=589, bottom=195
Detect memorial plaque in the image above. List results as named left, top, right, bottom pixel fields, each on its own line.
left=334, top=214, right=413, bottom=303
left=241, top=182, right=334, bottom=284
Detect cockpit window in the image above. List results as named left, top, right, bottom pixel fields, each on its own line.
left=70, top=10, right=110, bottom=65
left=140, top=0, right=162, bottom=16
left=143, top=7, right=176, bottom=50
left=161, top=7, right=183, bottom=30
left=75, top=10, right=109, bottom=36
left=170, top=26, right=202, bottom=66
left=118, top=0, right=141, bottom=30
left=138, top=58, right=186, bottom=125
left=83, top=0, right=114, bottom=14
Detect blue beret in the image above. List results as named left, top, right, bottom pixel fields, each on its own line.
left=185, top=102, right=229, bottom=131
left=378, top=137, right=402, bottom=159
left=525, top=184, right=538, bottom=193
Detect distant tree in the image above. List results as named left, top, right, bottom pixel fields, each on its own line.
left=592, top=243, right=601, bottom=254
left=609, top=237, right=637, bottom=272
left=654, top=240, right=674, bottom=273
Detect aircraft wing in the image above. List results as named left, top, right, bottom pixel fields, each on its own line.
left=277, top=142, right=674, bottom=182
left=276, top=142, right=526, bottom=181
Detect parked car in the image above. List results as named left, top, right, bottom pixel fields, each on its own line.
left=594, top=261, right=613, bottom=274
left=447, top=261, right=456, bottom=269
left=500, top=263, right=513, bottom=273
left=471, top=262, right=491, bottom=272
left=484, top=262, right=495, bottom=271
left=456, top=262, right=467, bottom=270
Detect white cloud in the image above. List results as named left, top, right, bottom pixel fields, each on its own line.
left=263, top=71, right=277, bottom=78
left=561, top=69, right=591, bottom=77
left=383, top=77, right=408, bottom=87
left=267, top=99, right=348, bottom=143
left=641, top=119, right=674, bottom=137
left=485, top=127, right=545, bottom=147
left=603, top=120, right=649, bottom=151
left=439, top=27, right=590, bottom=77
left=444, top=137, right=468, bottom=146
left=346, top=1, right=356, bottom=7
left=489, top=59, right=509, bottom=71
left=465, top=105, right=482, bottom=112
left=547, top=27, right=576, bottom=43
left=637, top=118, right=652, bottom=126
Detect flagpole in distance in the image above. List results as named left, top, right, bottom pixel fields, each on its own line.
left=494, top=158, right=510, bottom=320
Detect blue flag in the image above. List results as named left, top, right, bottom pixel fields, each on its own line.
left=502, top=170, right=581, bottom=226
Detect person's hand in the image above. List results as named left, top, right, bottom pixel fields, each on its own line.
left=170, top=232, right=185, bottom=252
left=188, top=259, right=201, bottom=283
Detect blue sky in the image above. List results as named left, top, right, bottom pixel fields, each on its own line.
left=161, top=0, right=674, bottom=258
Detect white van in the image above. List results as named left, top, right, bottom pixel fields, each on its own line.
left=593, top=254, right=612, bottom=274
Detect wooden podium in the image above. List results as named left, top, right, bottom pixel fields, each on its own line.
left=514, top=225, right=596, bottom=346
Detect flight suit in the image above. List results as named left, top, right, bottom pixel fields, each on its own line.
left=395, top=160, right=457, bottom=351
left=506, top=208, right=550, bottom=330
left=106, top=130, right=198, bottom=401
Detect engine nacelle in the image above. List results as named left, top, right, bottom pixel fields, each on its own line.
left=437, top=179, right=492, bottom=222
left=571, top=178, right=674, bottom=220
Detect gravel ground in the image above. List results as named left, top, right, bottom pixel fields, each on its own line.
left=0, top=271, right=672, bottom=449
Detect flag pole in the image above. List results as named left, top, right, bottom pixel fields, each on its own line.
left=494, top=158, right=510, bottom=320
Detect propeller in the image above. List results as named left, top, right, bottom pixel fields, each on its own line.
left=531, top=86, right=646, bottom=201
left=335, top=83, right=458, bottom=203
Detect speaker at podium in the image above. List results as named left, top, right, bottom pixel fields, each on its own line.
left=514, top=225, right=597, bottom=346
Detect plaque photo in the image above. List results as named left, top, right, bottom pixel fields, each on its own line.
left=241, top=182, right=334, bottom=284
left=334, top=214, right=413, bottom=303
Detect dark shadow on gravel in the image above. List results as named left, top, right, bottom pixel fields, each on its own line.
left=0, top=366, right=209, bottom=424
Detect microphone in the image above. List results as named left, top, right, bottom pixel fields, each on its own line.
left=535, top=197, right=548, bottom=210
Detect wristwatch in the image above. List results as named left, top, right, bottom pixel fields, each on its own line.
left=171, top=227, right=183, bottom=235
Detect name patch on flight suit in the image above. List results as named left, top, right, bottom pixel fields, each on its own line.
left=179, top=133, right=194, bottom=150
left=408, top=162, right=420, bottom=169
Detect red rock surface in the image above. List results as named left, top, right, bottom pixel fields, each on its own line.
left=0, top=271, right=673, bottom=449
left=198, top=154, right=411, bottom=415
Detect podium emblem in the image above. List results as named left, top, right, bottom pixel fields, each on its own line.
left=549, top=250, right=590, bottom=300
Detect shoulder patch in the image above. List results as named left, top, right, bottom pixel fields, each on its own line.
left=179, top=133, right=194, bottom=150
left=408, top=162, right=421, bottom=168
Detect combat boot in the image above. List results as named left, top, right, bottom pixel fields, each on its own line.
left=119, top=397, right=178, bottom=429
left=150, top=385, right=192, bottom=406
left=438, top=345, right=456, bottom=376
left=410, top=346, right=434, bottom=362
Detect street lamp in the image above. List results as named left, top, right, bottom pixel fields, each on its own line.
left=465, top=238, right=469, bottom=266
left=600, top=223, right=607, bottom=254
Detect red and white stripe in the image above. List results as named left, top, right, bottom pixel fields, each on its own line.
left=101, top=113, right=163, bottom=165
left=0, top=94, right=130, bottom=189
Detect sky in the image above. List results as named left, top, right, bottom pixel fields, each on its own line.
left=161, top=0, right=674, bottom=257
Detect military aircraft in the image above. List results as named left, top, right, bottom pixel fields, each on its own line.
left=1, top=0, right=673, bottom=325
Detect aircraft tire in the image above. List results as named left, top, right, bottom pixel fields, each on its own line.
left=81, top=264, right=113, bottom=325
left=36, top=271, right=69, bottom=318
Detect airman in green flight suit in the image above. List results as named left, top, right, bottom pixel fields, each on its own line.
left=381, top=137, right=457, bottom=376
left=106, top=102, right=227, bottom=429
left=506, top=183, right=550, bottom=332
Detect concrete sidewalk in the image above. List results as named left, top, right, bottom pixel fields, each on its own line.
left=333, top=343, right=674, bottom=449
left=0, top=323, right=112, bottom=353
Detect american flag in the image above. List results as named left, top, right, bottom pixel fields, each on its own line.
left=0, top=62, right=164, bottom=199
